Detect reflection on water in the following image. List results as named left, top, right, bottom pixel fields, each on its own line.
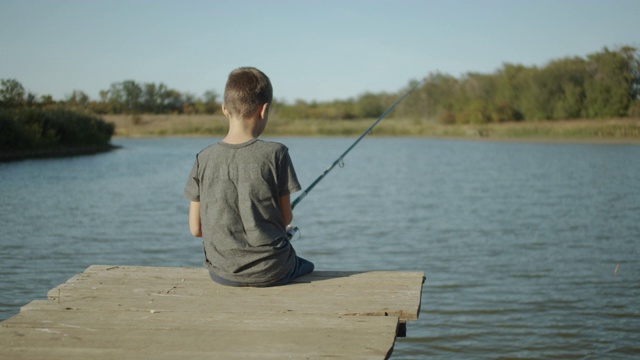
left=1, top=137, right=639, bottom=358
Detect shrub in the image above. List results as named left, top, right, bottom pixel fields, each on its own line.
left=0, top=107, right=114, bottom=153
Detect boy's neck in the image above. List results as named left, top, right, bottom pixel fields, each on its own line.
left=222, top=116, right=260, bottom=144
left=221, top=103, right=269, bottom=144
left=222, top=133, right=257, bottom=144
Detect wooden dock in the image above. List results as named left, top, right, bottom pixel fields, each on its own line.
left=0, top=265, right=425, bottom=359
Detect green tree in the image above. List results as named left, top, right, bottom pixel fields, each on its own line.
left=555, top=57, right=587, bottom=119
left=494, top=63, right=529, bottom=121
left=40, top=94, right=56, bottom=108
left=195, top=90, right=219, bottom=114
left=89, top=90, right=112, bottom=114
left=616, top=46, right=640, bottom=117
left=584, top=47, right=634, bottom=118
left=394, top=75, right=459, bottom=123
left=108, top=83, right=124, bottom=113
left=355, top=92, right=385, bottom=118
left=160, top=88, right=183, bottom=113
left=454, top=72, right=496, bottom=124
left=427, top=74, right=459, bottom=123
left=142, top=83, right=160, bottom=113
left=121, top=80, right=143, bottom=113
left=182, top=92, right=196, bottom=114
left=66, top=90, right=90, bottom=108
left=1, top=79, right=26, bottom=108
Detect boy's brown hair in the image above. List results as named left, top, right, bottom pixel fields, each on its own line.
left=223, top=67, right=273, bottom=119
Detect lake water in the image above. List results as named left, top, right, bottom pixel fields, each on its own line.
left=1, top=137, right=639, bottom=359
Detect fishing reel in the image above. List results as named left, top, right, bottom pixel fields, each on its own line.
left=286, top=225, right=301, bottom=241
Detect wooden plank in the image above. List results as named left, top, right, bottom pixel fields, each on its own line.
left=1, top=311, right=398, bottom=359
left=0, top=327, right=396, bottom=360
left=43, top=265, right=425, bottom=322
left=2, top=308, right=396, bottom=332
left=2, top=265, right=425, bottom=360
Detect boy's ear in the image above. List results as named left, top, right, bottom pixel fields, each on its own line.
left=222, top=104, right=230, bottom=118
left=259, top=103, right=270, bottom=120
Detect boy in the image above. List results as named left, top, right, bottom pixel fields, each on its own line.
left=184, top=67, right=314, bottom=287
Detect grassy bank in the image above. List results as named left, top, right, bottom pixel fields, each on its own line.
left=104, top=114, right=640, bottom=143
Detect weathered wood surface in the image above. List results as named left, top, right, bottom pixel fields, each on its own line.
left=1, top=265, right=425, bottom=360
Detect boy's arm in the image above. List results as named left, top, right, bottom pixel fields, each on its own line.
left=189, top=201, right=202, bottom=237
left=280, top=194, right=293, bottom=226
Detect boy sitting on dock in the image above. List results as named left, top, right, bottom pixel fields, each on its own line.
left=184, top=67, right=314, bottom=287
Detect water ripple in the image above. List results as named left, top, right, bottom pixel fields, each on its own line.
left=2, top=138, right=640, bottom=359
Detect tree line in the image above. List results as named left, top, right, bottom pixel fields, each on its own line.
left=0, top=78, right=219, bottom=115
left=400, top=45, right=640, bottom=124
left=277, top=45, right=639, bottom=123
left=1, top=45, right=639, bottom=124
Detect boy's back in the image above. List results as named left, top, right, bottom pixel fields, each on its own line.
left=184, top=138, right=302, bottom=286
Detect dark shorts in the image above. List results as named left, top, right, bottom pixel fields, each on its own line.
left=209, top=256, right=314, bottom=287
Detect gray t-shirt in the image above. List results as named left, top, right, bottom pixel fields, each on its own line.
left=184, top=139, right=302, bottom=286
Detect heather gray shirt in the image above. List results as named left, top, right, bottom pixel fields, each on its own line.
left=184, top=139, right=302, bottom=286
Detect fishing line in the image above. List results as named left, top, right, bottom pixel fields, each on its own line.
left=287, top=78, right=424, bottom=240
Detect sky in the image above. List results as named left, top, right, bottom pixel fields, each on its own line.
left=1, top=0, right=639, bottom=104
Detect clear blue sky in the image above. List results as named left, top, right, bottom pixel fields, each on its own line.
left=1, top=0, right=638, bottom=103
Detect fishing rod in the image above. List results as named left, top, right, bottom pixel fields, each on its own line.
left=291, top=79, right=423, bottom=211
left=286, top=79, right=423, bottom=240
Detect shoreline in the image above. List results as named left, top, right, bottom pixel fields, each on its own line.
left=0, top=144, right=120, bottom=163
left=109, top=134, right=640, bottom=145
left=3, top=116, right=638, bottom=162
left=104, top=114, right=640, bottom=145
left=104, top=115, right=640, bottom=144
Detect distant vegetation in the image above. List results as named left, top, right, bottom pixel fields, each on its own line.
left=0, top=80, right=114, bottom=160
left=279, top=45, right=638, bottom=124
left=5, top=46, right=639, bottom=123
left=1, top=45, right=639, bottom=154
left=403, top=46, right=640, bottom=124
